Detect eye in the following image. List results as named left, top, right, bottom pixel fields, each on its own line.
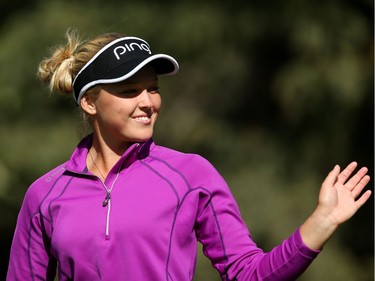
left=120, top=88, right=140, bottom=95
left=148, top=86, right=160, bottom=94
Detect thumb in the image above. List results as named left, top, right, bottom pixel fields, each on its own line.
left=322, top=165, right=340, bottom=187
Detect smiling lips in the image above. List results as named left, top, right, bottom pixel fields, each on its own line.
left=133, top=114, right=152, bottom=124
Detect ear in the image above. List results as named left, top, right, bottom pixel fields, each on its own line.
left=80, top=94, right=97, bottom=115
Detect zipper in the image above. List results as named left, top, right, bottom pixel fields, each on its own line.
left=100, top=167, right=122, bottom=237
left=102, top=192, right=111, bottom=207
left=99, top=143, right=140, bottom=237
left=105, top=196, right=112, bottom=237
left=65, top=142, right=141, bottom=238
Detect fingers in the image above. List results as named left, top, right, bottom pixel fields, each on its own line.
left=355, top=190, right=372, bottom=209
left=324, top=161, right=370, bottom=188
left=323, top=162, right=370, bottom=196
left=351, top=174, right=371, bottom=198
left=337, top=162, right=371, bottom=206
left=336, top=162, right=358, bottom=185
left=345, top=167, right=369, bottom=191
left=322, top=164, right=341, bottom=187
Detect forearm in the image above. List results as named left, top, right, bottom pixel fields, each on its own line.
left=234, top=228, right=320, bottom=280
left=299, top=208, right=338, bottom=250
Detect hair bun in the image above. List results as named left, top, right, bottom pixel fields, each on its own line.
left=37, top=30, right=81, bottom=96
left=37, top=29, right=126, bottom=99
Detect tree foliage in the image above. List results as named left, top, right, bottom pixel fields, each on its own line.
left=0, top=0, right=373, bottom=280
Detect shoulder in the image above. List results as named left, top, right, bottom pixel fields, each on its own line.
left=22, top=163, right=67, bottom=210
left=149, top=145, right=226, bottom=189
left=151, top=145, right=215, bottom=169
left=30, top=162, right=67, bottom=189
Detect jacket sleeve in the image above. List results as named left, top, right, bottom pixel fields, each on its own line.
left=193, top=157, right=320, bottom=281
left=6, top=186, right=57, bottom=281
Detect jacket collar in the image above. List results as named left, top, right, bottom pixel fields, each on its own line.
left=64, top=134, right=154, bottom=174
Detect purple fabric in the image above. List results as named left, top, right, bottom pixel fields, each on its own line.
left=7, top=135, right=319, bottom=281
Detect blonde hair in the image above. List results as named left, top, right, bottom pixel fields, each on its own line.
left=38, top=29, right=124, bottom=97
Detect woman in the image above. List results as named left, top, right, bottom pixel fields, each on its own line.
left=7, top=30, right=371, bottom=281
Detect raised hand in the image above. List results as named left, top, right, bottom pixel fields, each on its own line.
left=317, top=162, right=371, bottom=225
left=300, top=162, right=371, bottom=250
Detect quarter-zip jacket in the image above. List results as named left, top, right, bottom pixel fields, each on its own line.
left=7, top=135, right=319, bottom=281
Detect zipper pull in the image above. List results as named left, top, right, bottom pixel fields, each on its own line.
left=102, top=192, right=111, bottom=207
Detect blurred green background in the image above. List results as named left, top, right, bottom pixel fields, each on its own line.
left=0, top=0, right=373, bottom=280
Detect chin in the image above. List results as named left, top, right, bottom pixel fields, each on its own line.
left=123, top=128, right=154, bottom=143
left=130, top=134, right=153, bottom=143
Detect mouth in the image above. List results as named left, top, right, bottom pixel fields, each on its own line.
left=132, top=112, right=153, bottom=124
left=134, top=116, right=151, bottom=121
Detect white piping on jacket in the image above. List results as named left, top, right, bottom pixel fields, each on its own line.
left=102, top=168, right=122, bottom=237
left=98, top=143, right=139, bottom=237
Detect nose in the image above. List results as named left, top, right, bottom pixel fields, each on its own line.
left=138, top=89, right=153, bottom=109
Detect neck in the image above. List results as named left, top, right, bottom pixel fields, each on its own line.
left=92, top=122, right=133, bottom=156
left=87, top=133, right=132, bottom=180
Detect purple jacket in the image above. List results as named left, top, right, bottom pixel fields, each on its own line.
left=7, top=135, right=319, bottom=280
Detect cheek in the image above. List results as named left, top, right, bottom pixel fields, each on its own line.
left=96, top=100, right=130, bottom=123
left=152, top=95, right=162, bottom=112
